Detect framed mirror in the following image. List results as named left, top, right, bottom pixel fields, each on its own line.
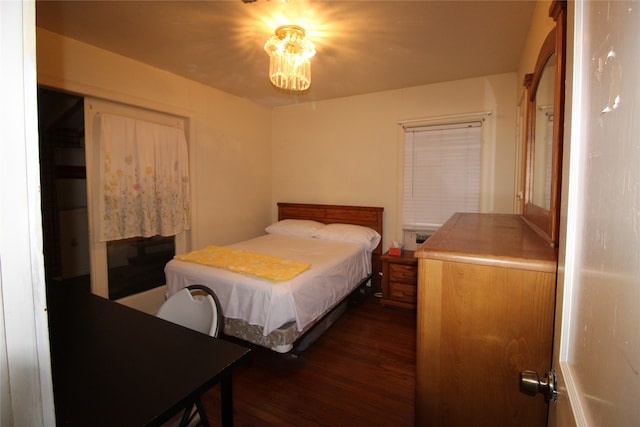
left=522, top=0, right=566, bottom=246
left=532, top=52, right=555, bottom=210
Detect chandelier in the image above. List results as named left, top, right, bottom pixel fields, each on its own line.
left=264, top=25, right=316, bottom=92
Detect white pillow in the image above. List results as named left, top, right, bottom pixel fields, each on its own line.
left=265, top=219, right=326, bottom=238
left=312, top=223, right=381, bottom=251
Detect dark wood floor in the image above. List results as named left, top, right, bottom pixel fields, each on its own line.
left=202, top=293, right=416, bottom=426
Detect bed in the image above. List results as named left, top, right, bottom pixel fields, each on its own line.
left=164, top=202, right=384, bottom=353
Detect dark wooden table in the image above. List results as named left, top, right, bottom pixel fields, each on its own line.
left=47, top=287, right=250, bottom=426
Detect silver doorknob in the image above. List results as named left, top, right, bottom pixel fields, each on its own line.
left=520, top=370, right=557, bottom=402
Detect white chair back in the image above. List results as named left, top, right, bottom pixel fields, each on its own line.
left=157, top=287, right=218, bottom=337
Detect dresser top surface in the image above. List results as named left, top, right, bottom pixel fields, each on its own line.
left=415, top=213, right=558, bottom=271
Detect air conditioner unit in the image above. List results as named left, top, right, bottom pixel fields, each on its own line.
left=402, top=229, right=436, bottom=250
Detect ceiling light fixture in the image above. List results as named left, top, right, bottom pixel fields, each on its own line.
left=264, top=25, right=316, bottom=92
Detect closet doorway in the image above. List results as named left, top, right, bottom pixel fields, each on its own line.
left=38, top=87, right=89, bottom=291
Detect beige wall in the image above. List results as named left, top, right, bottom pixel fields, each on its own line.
left=272, top=73, right=518, bottom=250
left=37, top=1, right=556, bottom=254
left=518, top=0, right=557, bottom=94
left=36, top=28, right=273, bottom=250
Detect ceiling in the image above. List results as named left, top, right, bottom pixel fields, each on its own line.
left=36, top=0, right=537, bottom=108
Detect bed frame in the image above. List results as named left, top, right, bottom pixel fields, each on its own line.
left=222, top=202, right=384, bottom=354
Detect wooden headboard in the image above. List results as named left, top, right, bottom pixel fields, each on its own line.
left=277, top=202, right=384, bottom=291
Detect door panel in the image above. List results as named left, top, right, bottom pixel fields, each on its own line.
left=552, top=1, right=640, bottom=426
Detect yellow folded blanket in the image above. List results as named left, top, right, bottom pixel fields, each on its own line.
left=174, top=245, right=310, bottom=282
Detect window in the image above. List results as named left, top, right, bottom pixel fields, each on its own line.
left=84, top=98, right=190, bottom=299
left=107, top=236, right=175, bottom=300
left=403, top=121, right=482, bottom=230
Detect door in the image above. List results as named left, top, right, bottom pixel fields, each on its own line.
left=549, top=1, right=640, bottom=425
left=1, top=1, right=56, bottom=424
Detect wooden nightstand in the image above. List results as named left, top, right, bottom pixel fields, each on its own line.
left=381, top=250, right=418, bottom=310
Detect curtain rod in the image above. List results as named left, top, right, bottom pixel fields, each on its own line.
left=398, top=110, right=493, bottom=127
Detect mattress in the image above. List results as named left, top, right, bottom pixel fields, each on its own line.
left=164, top=233, right=371, bottom=336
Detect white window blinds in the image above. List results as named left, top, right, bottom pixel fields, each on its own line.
left=97, top=113, right=191, bottom=241
left=403, top=121, right=482, bottom=230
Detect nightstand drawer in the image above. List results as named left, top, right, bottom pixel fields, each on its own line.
left=381, top=249, right=417, bottom=310
left=389, top=282, right=417, bottom=303
left=389, top=263, right=418, bottom=284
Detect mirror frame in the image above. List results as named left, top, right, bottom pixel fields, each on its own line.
left=522, top=0, right=566, bottom=246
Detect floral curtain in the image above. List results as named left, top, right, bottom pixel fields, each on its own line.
left=98, top=113, right=190, bottom=242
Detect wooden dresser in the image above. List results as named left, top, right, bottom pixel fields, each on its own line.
left=414, top=213, right=557, bottom=427
left=380, top=250, right=418, bottom=310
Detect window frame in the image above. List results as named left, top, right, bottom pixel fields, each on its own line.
left=84, top=97, right=189, bottom=299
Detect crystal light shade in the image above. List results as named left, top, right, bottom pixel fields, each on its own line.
left=264, top=25, right=316, bottom=92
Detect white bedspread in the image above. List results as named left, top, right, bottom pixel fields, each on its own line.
left=164, top=234, right=371, bottom=335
